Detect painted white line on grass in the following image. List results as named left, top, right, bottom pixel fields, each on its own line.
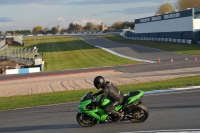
left=95, top=46, right=155, bottom=63
left=144, top=89, right=174, bottom=94
left=144, top=86, right=200, bottom=95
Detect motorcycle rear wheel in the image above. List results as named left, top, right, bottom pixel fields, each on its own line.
left=128, top=104, right=149, bottom=123
left=76, top=113, right=98, bottom=127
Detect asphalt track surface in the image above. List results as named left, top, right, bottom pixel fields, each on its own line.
left=80, top=36, right=200, bottom=62
left=0, top=89, right=199, bottom=133
left=0, top=36, right=200, bottom=132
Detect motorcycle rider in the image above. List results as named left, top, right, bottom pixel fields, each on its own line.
left=93, top=76, right=124, bottom=122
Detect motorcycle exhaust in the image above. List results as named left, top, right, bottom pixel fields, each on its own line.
left=123, top=99, right=141, bottom=111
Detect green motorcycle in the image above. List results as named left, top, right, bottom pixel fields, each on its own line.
left=76, top=90, right=149, bottom=127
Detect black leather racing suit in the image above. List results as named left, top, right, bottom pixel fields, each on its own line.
left=94, top=81, right=124, bottom=116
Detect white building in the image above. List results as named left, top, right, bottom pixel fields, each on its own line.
left=130, top=7, right=200, bottom=41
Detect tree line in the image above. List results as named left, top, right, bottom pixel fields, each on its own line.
left=31, top=21, right=134, bottom=34
left=2, top=21, right=134, bottom=35
left=156, top=0, right=200, bottom=15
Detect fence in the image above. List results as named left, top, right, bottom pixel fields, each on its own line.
left=0, top=40, right=8, bottom=52
left=0, top=47, right=39, bottom=65
left=120, top=35, right=192, bottom=44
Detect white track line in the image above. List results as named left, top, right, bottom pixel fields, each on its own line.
left=118, top=129, right=200, bottom=133
left=144, top=86, right=200, bottom=95
left=95, top=45, right=156, bottom=63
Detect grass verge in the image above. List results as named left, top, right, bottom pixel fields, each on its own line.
left=0, top=75, right=199, bottom=111
left=21, top=36, right=139, bottom=71
left=102, top=34, right=200, bottom=55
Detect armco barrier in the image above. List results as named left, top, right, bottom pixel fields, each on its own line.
left=5, top=67, right=40, bottom=75
left=187, top=40, right=192, bottom=44
left=122, top=35, right=193, bottom=45
left=177, top=39, right=181, bottom=43
left=181, top=39, right=186, bottom=43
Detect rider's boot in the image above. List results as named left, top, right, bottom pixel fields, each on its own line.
left=117, top=112, right=124, bottom=123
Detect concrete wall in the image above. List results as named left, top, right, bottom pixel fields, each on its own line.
left=5, top=67, right=40, bottom=75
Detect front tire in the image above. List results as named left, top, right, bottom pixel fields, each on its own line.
left=128, top=104, right=149, bottom=123
left=76, top=113, right=98, bottom=127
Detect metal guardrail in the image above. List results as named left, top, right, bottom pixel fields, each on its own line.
left=0, top=47, right=39, bottom=65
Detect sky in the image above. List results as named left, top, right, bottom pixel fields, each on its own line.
left=0, top=0, right=177, bottom=32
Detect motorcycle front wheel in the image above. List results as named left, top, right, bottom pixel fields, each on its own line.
left=127, top=104, right=149, bottom=123
left=76, top=113, right=98, bottom=127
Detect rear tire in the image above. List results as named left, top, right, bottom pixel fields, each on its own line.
left=76, top=113, right=98, bottom=127
left=128, top=104, right=149, bottom=123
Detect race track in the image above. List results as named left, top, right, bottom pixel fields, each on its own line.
left=0, top=89, right=199, bottom=133
left=80, top=36, right=200, bottom=62
left=0, top=36, right=200, bottom=132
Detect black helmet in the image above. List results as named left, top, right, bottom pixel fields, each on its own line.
left=93, top=76, right=105, bottom=89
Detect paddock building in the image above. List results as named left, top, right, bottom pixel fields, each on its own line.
left=125, top=6, right=200, bottom=41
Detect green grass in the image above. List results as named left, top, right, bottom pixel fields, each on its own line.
left=0, top=75, right=200, bottom=111
left=21, top=36, right=139, bottom=71
left=102, top=34, right=200, bottom=55
left=3, top=35, right=199, bottom=111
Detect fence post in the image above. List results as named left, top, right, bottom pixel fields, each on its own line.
left=24, top=48, right=27, bottom=63
left=28, top=48, right=31, bottom=62
left=17, top=48, right=20, bottom=62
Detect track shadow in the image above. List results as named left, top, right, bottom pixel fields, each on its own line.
left=149, top=104, right=200, bottom=110
left=0, top=124, right=81, bottom=132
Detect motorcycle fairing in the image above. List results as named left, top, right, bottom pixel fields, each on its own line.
left=126, top=90, right=144, bottom=105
